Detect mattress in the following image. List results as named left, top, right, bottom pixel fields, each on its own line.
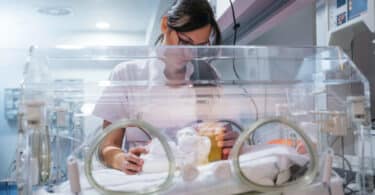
left=35, top=145, right=324, bottom=195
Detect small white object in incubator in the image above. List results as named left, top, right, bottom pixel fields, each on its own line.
left=177, top=127, right=211, bottom=165
left=177, top=127, right=199, bottom=154
left=142, top=127, right=211, bottom=174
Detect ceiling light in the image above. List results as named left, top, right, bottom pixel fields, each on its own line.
left=96, top=22, right=110, bottom=30
left=37, top=7, right=72, bottom=16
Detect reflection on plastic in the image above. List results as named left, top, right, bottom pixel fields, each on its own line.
left=231, top=118, right=318, bottom=192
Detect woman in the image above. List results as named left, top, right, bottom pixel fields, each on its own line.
left=94, top=0, right=239, bottom=175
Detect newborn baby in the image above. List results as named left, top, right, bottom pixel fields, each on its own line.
left=141, top=127, right=211, bottom=175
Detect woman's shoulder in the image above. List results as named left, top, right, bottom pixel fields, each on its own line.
left=110, top=59, right=155, bottom=81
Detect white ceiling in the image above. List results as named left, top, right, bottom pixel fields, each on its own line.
left=0, top=0, right=174, bottom=48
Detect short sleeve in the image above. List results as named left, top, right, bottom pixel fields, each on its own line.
left=92, top=65, right=129, bottom=123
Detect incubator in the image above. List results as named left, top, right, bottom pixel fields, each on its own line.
left=16, top=46, right=373, bottom=194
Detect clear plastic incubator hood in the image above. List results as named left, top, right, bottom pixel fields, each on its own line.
left=16, top=46, right=374, bottom=195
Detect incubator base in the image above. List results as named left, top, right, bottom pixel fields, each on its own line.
left=34, top=176, right=343, bottom=195
left=33, top=147, right=344, bottom=195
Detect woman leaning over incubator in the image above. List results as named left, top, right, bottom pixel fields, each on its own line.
left=93, top=0, right=240, bottom=175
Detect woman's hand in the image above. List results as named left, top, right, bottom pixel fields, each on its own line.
left=114, top=147, right=148, bottom=175
left=215, top=127, right=239, bottom=160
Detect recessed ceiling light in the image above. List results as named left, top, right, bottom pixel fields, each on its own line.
left=96, top=22, right=110, bottom=30
left=37, top=7, right=72, bottom=16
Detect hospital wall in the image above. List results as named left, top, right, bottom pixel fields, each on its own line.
left=0, top=49, right=27, bottom=179
left=250, top=2, right=315, bottom=46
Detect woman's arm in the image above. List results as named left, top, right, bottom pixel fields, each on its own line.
left=99, top=120, right=125, bottom=170
left=99, top=120, right=147, bottom=175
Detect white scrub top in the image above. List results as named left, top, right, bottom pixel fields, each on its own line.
left=92, top=58, right=198, bottom=148
left=93, top=58, right=252, bottom=150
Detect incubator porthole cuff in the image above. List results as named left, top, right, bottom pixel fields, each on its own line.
left=230, top=117, right=318, bottom=193
left=82, top=119, right=176, bottom=195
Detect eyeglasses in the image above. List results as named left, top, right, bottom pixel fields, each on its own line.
left=176, top=32, right=211, bottom=46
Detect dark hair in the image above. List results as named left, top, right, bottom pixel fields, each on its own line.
left=155, top=0, right=222, bottom=45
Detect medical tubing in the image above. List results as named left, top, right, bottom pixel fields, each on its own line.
left=322, top=149, right=334, bottom=184
left=84, top=119, right=176, bottom=195
left=230, top=117, right=318, bottom=193
left=40, top=125, right=51, bottom=183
